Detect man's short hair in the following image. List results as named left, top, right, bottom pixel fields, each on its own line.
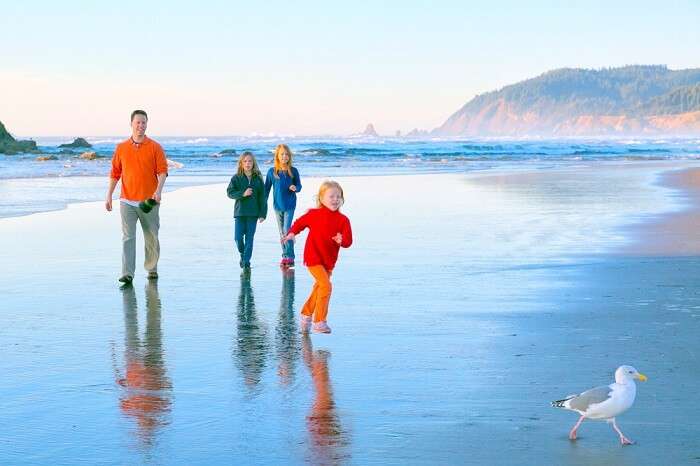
left=131, top=110, right=148, bottom=122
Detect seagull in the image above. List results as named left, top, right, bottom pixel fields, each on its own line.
left=551, top=365, right=647, bottom=445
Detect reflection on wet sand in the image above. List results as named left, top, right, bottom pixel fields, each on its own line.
left=275, top=270, right=300, bottom=386
left=113, top=282, right=172, bottom=448
left=234, top=274, right=270, bottom=391
left=302, top=334, right=350, bottom=464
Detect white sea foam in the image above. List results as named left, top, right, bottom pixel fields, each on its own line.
left=167, top=159, right=184, bottom=169
left=90, top=138, right=122, bottom=144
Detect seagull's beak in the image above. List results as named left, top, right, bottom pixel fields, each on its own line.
left=636, top=373, right=648, bottom=382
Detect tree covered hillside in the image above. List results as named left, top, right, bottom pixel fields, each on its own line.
left=436, top=65, right=700, bottom=136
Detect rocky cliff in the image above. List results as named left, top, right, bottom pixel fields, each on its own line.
left=0, top=121, right=37, bottom=154
left=435, top=65, right=700, bottom=136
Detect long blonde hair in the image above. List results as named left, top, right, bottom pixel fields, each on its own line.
left=316, top=180, right=345, bottom=208
left=237, top=151, right=262, bottom=178
left=273, top=144, right=293, bottom=177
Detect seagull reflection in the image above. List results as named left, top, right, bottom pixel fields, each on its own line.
left=276, top=270, right=300, bottom=386
left=302, top=335, right=350, bottom=464
left=234, top=274, right=270, bottom=391
left=113, top=282, right=172, bottom=448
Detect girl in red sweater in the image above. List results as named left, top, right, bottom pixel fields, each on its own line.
left=283, top=181, right=353, bottom=334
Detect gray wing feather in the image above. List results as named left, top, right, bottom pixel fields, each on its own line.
left=568, top=385, right=613, bottom=412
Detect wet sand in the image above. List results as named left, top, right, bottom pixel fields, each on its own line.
left=621, top=167, right=700, bottom=256
left=1, top=168, right=700, bottom=465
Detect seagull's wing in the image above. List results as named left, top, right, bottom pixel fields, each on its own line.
left=567, top=385, right=613, bottom=412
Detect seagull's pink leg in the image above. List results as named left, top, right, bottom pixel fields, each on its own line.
left=569, top=415, right=585, bottom=440
left=611, top=418, right=634, bottom=445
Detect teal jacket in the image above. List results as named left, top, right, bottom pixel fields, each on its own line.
left=226, top=172, right=268, bottom=218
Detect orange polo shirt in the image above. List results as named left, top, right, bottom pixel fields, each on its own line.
left=110, top=136, right=168, bottom=202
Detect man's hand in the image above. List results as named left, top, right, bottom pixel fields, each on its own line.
left=243, top=188, right=253, bottom=197
left=152, top=191, right=162, bottom=203
left=332, top=233, right=342, bottom=244
left=282, top=232, right=295, bottom=244
left=258, top=217, right=265, bottom=224
left=289, top=185, right=297, bottom=192
left=105, top=178, right=117, bottom=212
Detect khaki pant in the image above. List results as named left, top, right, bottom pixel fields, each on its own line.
left=120, top=202, right=160, bottom=277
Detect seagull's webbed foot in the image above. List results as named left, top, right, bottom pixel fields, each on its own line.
left=620, top=436, right=635, bottom=446
left=611, top=418, right=635, bottom=446
left=568, top=415, right=585, bottom=441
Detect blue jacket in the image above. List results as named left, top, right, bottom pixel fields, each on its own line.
left=265, top=166, right=302, bottom=212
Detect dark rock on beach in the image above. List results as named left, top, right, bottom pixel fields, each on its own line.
left=58, top=137, right=92, bottom=149
left=78, top=151, right=101, bottom=160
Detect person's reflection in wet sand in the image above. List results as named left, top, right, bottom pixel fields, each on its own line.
left=302, top=334, right=350, bottom=464
left=276, top=269, right=300, bottom=386
left=113, top=282, right=172, bottom=449
left=234, top=273, right=269, bottom=391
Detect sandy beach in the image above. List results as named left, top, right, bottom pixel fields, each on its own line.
left=621, top=167, right=700, bottom=256
left=2, top=166, right=700, bottom=465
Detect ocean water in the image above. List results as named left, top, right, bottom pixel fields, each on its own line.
left=3, top=136, right=700, bottom=179
left=0, top=137, right=699, bottom=218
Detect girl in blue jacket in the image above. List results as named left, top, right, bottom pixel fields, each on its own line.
left=265, top=144, right=302, bottom=268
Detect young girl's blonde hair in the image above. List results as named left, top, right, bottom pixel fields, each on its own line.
left=273, top=144, right=293, bottom=177
left=316, top=180, right=345, bottom=208
left=237, top=151, right=262, bottom=178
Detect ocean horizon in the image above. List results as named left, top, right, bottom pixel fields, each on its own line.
left=4, top=136, right=700, bottom=178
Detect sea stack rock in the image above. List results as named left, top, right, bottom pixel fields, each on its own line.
left=361, top=123, right=379, bottom=137
left=0, top=121, right=38, bottom=154
left=406, top=128, right=428, bottom=137
left=58, top=137, right=92, bottom=149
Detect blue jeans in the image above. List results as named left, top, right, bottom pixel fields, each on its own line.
left=274, top=209, right=295, bottom=260
left=235, top=216, right=258, bottom=266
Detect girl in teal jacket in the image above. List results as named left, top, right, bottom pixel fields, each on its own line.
left=227, top=152, right=267, bottom=270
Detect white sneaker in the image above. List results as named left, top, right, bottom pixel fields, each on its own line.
left=312, top=321, right=332, bottom=334
left=300, top=315, right=312, bottom=333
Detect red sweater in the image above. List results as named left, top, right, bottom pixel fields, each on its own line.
left=289, top=206, right=353, bottom=270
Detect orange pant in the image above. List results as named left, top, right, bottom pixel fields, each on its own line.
left=301, top=265, right=333, bottom=323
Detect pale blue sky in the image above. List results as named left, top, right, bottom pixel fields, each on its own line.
left=2, top=1, right=699, bottom=136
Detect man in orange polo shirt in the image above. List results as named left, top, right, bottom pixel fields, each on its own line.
left=105, top=110, right=168, bottom=284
